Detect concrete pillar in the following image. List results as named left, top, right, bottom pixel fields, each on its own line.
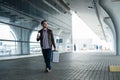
left=10, top=26, right=30, bottom=55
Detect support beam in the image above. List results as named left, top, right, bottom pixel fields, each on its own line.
left=99, top=0, right=120, bottom=55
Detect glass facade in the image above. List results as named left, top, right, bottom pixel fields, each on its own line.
left=0, top=2, right=42, bottom=56
left=0, top=0, right=72, bottom=57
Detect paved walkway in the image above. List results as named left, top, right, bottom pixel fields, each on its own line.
left=0, top=52, right=120, bottom=80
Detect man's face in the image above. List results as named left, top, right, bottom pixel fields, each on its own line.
left=42, top=22, right=48, bottom=28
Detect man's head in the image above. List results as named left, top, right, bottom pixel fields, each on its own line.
left=41, top=20, right=48, bottom=28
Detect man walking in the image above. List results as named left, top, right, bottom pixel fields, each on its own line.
left=37, top=20, right=56, bottom=72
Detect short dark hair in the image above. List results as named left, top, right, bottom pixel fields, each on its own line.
left=41, top=20, right=47, bottom=25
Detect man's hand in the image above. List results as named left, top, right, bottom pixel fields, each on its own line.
left=54, top=48, right=57, bottom=51
left=36, top=33, right=40, bottom=41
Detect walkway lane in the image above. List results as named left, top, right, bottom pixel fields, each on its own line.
left=0, top=52, right=120, bottom=80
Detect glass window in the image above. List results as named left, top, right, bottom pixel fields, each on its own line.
left=0, top=23, right=17, bottom=56
left=30, top=31, right=41, bottom=55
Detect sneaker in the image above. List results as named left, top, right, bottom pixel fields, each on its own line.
left=46, top=68, right=51, bottom=72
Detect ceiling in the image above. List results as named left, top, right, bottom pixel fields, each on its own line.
left=0, top=0, right=113, bottom=41
left=62, top=0, right=110, bottom=40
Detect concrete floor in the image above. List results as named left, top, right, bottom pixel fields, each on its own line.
left=0, top=52, right=120, bottom=80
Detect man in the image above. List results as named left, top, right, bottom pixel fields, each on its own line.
left=37, top=20, right=56, bottom=72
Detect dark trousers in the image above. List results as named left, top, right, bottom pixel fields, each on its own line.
left=42, top=48, right=52, bottom=69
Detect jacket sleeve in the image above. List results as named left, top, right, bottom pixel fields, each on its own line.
left=36, top=31, right=40, bottom=41
left=51, top=30, right=56, bottom=48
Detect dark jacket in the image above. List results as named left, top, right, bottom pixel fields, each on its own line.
left=37, top=28, right=56, bottom=49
